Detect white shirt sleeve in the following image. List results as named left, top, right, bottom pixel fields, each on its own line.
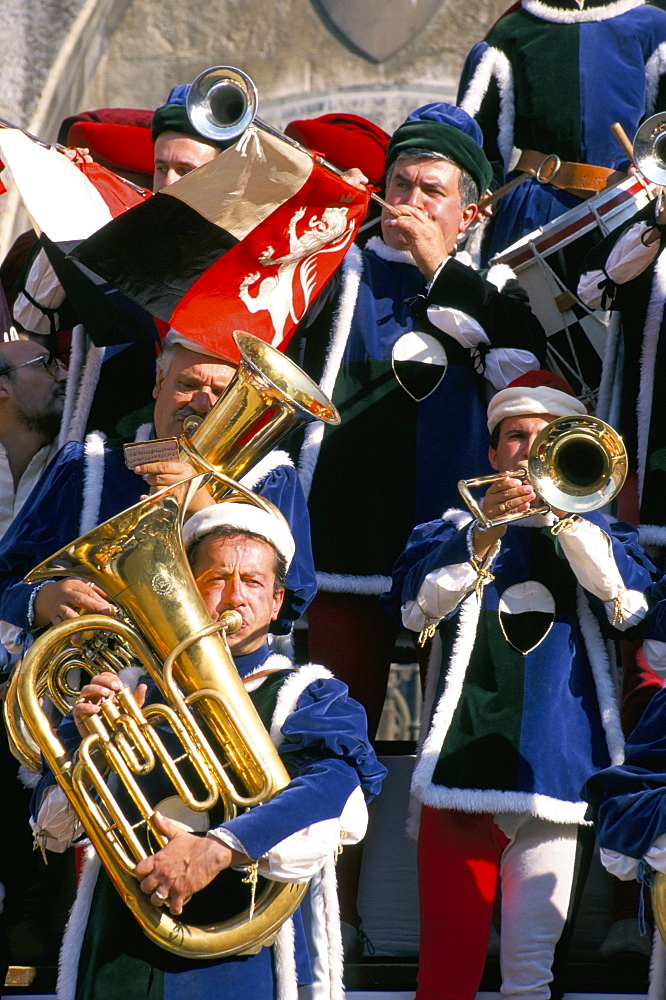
left=13, top=248, right=67, bottom=337
left=208, top=785, right=368, bottom=883
left=30, top=783, right=84, bottom=854
left=600, top=833, right=666, bottom=879
left=556, top=518, right=648, bottom=629
left=401, top=530, right=501, bottom=632
left=642, top=639, right=666, bottom=678
left=578, top=221, right=660, bottom=309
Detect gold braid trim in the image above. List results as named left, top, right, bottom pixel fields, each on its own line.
left=242, top=861, right=259, bottom=921
left=551, top=515, right=580, bottom=536
left=611, top=592, right=625, bottom=627
left=469, top=555, right=495, bottom=600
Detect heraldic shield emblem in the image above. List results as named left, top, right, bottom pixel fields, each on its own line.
left=313, top=0, right=442, bottom=61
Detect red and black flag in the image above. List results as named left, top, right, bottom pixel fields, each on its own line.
left=69, top=127, right=370, bottom=361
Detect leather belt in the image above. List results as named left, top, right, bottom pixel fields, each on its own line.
left=516, top=149, right=626, bottom=198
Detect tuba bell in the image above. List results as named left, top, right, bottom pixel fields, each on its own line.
left=4, top=332, right=340, bottom=958
left=458, top=414, right=628, bottom=528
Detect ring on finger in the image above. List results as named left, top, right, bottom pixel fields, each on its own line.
left=153, top=889, right=167, bottom=903
left=499, top=502, right=507, bottom=514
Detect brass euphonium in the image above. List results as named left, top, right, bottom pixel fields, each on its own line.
left=5, top=328, right=340, bottom=767
left=5, top=331, right=340, bottom=958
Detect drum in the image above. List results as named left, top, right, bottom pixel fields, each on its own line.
left=492, top=176, right=653, bottom=406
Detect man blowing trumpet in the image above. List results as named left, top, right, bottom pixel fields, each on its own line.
left=383, top=371, right=656, bottom=1000
left=30, top=502, right=385, bottom=1000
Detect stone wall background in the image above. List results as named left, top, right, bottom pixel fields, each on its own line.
left=0, top=0, right=509, bottom=253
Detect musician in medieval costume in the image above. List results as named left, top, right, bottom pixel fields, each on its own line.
left=582, top=586, right=666, bottom=993
left=287, top=102, right=546, bottom=741
left=457, top=0, right=666, bottom=264
left=382, top=373, right=656, bottom=1000
left=29, top=502, right=385, bottom=1000
left=0, top=330, right=316, bottom=646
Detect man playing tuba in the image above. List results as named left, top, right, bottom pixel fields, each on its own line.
left=31, top=502, right=385, bottom=1000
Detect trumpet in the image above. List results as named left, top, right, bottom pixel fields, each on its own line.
left=633, top=112, right=666, bottom=187
left=458, top=415, right=627, bottom=529
left=186, top=65, right=398, bottom=216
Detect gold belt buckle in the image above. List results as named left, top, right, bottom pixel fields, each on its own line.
left=535, top=153, right=562, bottom=184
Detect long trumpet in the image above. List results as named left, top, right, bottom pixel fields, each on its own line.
left=186, top=65, right=399, bottom=216
left=458, top=414, right=627, bottom=528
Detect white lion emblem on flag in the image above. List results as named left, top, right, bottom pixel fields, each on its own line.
left=239, top=206, right=355, bottom=344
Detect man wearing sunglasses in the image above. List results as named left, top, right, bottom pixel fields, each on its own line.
left=0, top=338, right=67, bottom=542
left=0, top=334, right=68, bottom=976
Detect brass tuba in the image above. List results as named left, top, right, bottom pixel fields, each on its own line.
left=5, top=332, right=340, bottom=958
left=457, top=414, right=627, bottom=528
left=4, top=329, right=339, bottom=768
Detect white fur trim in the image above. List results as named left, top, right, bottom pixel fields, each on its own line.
left=242, top=653, right=294, bottom=693
left=363, top=234, right=416, bottom=266
left=297, top=245, right=363, bottom=499
left=410, top=592, right=481, bottom=804
left=183, top=501, right=295, bottom=568
left=637, top=249, right=666, bottom=500
left=59, top=324, right=86, bottom=449
left=80, top=431, right=106, bottom=535
left=639, top=524, right=666, bottom=547
left=57, top=846, right=101, bottom=1000
left=486, top=262, right=516, bottom=293
left=134, top=422, right=153, bottom=443
left=595, top=310, right=622, bottom=423
left=459, top=47, right=516, bottom=172
left=315, top=572, right=392, bottom=596
left=269, top=661, right=333, bottom=746
left=407, top=630, right=442, bottom=839
left=647, top=44, right=666, bottom=116
left=239, top=449, right=294, bottom=491
left=274, top=916, right=298, bottom=1000
left=576, top=586, right=624, bottom=765
left=487, top=385, right=587, bottom=432
left=522, top=0, right=644, bottom=23
left=439, top=507, right=474, bottom=530
left=17, top=763, right=41, bottom=789
left=66, top=342, right=105, bottom=445
left=306, top=858, right=344, bottom=1000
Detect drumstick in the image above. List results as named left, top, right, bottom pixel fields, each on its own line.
left=477, top=170, right=536, bottom=213
left=611, top=122, right=635, bottom=165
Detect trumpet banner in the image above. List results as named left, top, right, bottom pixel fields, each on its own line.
left=70, top=128, right=370, bottom=362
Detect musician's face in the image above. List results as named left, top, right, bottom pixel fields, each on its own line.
left=0, top=342, right=67, bottom=441
left=489, top=414, right=555, bottom=474
left=192, top=533, right=284, bottom=656
left=381, top=156, right=477, bottom=254
left=152, top=345, right=236, bottom=439
left=153, top=131, right=219, bottom=192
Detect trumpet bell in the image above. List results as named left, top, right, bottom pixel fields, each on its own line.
left=529, top=415, right=627, bottom=514
left=458, top=414, right=627, bottom=528
left=634, top=112, right=666, bottom=186
left=180, top=331, right=340, bottom=499
left=186, top=66, right=257, bottom=143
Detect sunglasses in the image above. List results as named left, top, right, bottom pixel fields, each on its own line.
left=0, top=355, right=64, bottom=378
